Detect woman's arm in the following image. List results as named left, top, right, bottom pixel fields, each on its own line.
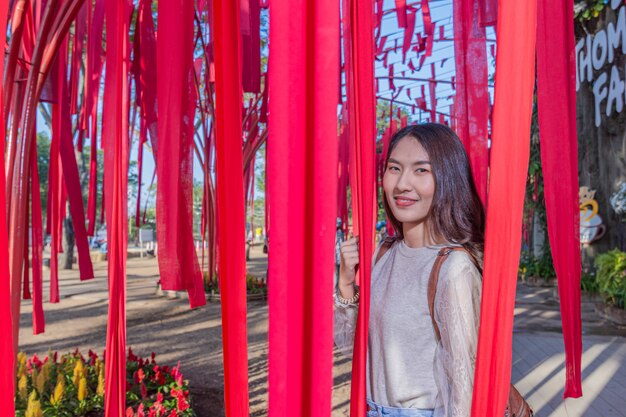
left=432, top=254, right=482, bottom=417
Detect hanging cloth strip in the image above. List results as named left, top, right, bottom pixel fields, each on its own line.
left=156, top=0, right=206, bottom=309
left=30, top=140, right=45, bottom=334
left=452, top=0, right=490, bottom=205
left=0, top=0, right=14, bottom=410
left=345, top=0, right=377, bottom=416
left=102, top=0, right=131, bottom=415
left=267, top=0, right=339, bottom=415
left=212, top=0, right=250, bottom=415
left=536, top=0, right=582, bottom=398
left=470, top=0, right=537, bottom=416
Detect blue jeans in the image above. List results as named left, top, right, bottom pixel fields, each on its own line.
left=366, top=399, right=434, bottom=417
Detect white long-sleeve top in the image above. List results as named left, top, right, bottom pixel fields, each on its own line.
left=334, top=239, right=482, bottom=417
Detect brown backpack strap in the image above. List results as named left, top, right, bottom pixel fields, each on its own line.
left=428, top=246, right=469, bottom=341
left=375, top=236, right=397, bottom=265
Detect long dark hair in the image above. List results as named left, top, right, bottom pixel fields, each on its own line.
left=382, top=123, right=485, bottom=264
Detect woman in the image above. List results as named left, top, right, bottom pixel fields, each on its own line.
left=334, top=123, right=484, bottom=417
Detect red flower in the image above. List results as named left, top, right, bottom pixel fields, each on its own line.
left=154, top=370, right=166, bottom=386
left=138, top=368, right=146, bottom=383
left=137, top=404, right=145, bottom=417
left=126, top=407, right=134, bottom=417
left=167, top=410, right=177, bottom=417
left=140, top=382, right=148, bottom=399
left=177, top=396, right=190, bottom=412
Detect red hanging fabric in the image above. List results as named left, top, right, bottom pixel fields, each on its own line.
left=22, top=207, right=31, bottom=300
left=345, top=0, right=376, bottom=415
left=138, top=0, right=158, bottom=157
left=86, top=0, right=106, bottom=236
left=58, top=51, right=94, bottom=281
left=453, top=0, right=490, bottom=204
left=0, top=3, right=14, bottom=414
left=478, top=0, right=497, bottom=27
left=49, top=97, right=65, bottom=304
left=102, top=0, right=131, bottom=415
left=156, top=0, right=206, bottom=308
left=536, top=0, right=582, bottom=398
left=242, top=0, right=261, bottom=93
left=337, top=115, right=350, bottom=231
left=135, top=122, right=145, bottom=228
left=30, top=141, right=45, bottom=335
left=470, top=1, right=537, bottom=416
left=69, top=3, right=87, bottom=116
left=402, top=8, right=416, bottom=63
left=213, top=0, right=250, bottom=415
left=395, top=0, right=407, bottom=27
left=428, top=64, right=437, bottom=122
left=267, top=0, right=339, bottom=415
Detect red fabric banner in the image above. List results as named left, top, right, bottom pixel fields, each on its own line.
left=102, top=0, right=131, bottom=415
left=402, top=8, right=416, bottom=63
left=267, top=0, right=339, bottom=415
left=345, top=0, right=377, bottom=416
left=0, top=2, right=14, bottom=413
left=213, top=0, right=250, bottom=415
left=478, top=0, right=497, bottom=27
left=395, top=0, right=407, bottom=27
left=138, top=0, right=157, bottom=156
left=86, top=0, right=106, bottom=236
left=453, top=0, right=490, bottom=204
left=428, top=64, right=437, bottom=122
left=58, top=51, right=94, bottom=282
left=242, top=0, right=261, bottom=93
left=30, top=141, right=45, bottom=334
left=536, top=0, right=582, bottom=398
left=471, top=0, right=537, bottom=416
left=49, top=96, right=65, bottom=304
left=156, top=0, right=206, bottom=309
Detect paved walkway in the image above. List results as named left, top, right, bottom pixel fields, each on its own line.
left=17, top=245, right=626, bottom=416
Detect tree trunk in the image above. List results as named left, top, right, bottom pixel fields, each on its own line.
left=62, top=215, right=75, bottom=269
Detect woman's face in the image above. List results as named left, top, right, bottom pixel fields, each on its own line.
left=383, top=136, right=435, bottom=229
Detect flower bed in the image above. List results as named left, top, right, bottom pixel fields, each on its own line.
left=15, top=348, right=195, bottom=417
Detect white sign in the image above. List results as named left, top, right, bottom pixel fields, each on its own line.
left=576, top=0, right=626, bottom=126
left=139, top=229, right=154, bottom=243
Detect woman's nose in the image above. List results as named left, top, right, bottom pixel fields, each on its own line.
left=394, top=170, right=412, bottom=191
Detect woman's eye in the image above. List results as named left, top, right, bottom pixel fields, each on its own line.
left=387, top=166, right=400, bottom=172
left=415, top=168, right=429, bottom=173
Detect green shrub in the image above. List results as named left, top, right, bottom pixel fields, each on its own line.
left=580, top=270, right=599, bottom=294
left=595, top=250, right=626, bottom=309
left=518, top=250, right=556, bottom=282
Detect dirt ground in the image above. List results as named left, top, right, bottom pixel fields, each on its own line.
left=18, top=244, right=353, bottom=417
left=20, top=244, right=625, bottom=416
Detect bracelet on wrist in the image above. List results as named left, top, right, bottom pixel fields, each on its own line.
left=336, top=286, right=360, bottom=305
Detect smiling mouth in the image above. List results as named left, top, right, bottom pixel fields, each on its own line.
left=394, top=196, right=418, bottom=207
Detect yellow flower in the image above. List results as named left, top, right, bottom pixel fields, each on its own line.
left=77, top=376, right=88, bottom=401
left=25, top=391, right=43, bottom=417
left=41, top=360, right=52, bottom=382
left=17, top=363, right=26, bottom=380
left=17, top=375, right=28, bottom=402
left=72, top=359, right=85, bottom=388
left=96, top=367, right=105, bottom=396
left=34, top=369, right=45, bottom=394
left=17, top=352, right=26, bottom=365
left=50, top=376, right=65, bottom=406
left=30, top=368, right=38, bottom=386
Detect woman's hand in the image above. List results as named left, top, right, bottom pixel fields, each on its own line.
left=338, top=236, right=359, bottom=298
